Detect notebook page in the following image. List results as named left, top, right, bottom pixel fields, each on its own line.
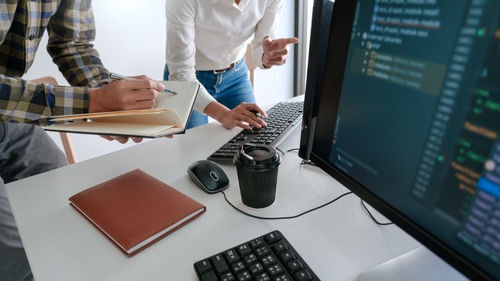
left=156, top=81, right=199, bottom=124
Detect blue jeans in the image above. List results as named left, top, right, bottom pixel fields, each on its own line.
left=164, top=58, right=255, bottom=129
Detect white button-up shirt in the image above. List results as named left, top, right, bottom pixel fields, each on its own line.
left=165, top=0, right=284, bottom=112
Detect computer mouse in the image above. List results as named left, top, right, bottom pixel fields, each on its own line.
left=187, top=160, right=229, bottom=194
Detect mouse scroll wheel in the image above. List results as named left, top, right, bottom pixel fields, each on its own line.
left=209, top=171, right=220, bottom=182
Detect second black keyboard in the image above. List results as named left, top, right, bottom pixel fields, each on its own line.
left=207, top=101, right=304, bottom=163
left=194, top=230, right=320, bottom=281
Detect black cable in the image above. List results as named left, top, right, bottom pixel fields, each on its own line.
left=361, top=200, right=393, bottom=226
left=275, top=147, right=285, bottom=156
left=245, top=147, right=391, bottom=225
left=275, top=147, right=299, bottom=156
left=221, top=190, right=353, bottom=220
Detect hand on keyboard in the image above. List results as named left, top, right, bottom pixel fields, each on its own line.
left=218, top=102, right=268, bottom=130
left=206, top=102, right=267, bottom=130
left=208, top=101, right=304, bottom=163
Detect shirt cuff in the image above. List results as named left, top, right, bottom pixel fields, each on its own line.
left=52, top=86, right=90, bottom=116
left=193, top=83, right=215, bottom=113
left=253, top=45, right=268, bottom=69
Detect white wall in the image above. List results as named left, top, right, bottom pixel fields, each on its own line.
left=25, top=1, right=167, bottom=83
left=254, top=0, right=296, bottom=106
left=24, top=1, right=295, bottom=162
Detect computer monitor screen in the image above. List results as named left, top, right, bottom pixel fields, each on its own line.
left=302, top=0, right=500, bottom=280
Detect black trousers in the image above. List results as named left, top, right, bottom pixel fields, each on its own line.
left=0, top=123, right=67, bottom=281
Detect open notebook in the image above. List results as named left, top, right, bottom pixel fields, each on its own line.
left=44, top=81, right=199, bottom=138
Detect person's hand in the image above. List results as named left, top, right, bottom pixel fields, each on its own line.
left=205, top=101, right=268, bottom=130
left=262, top=36, right=299, bottom=68
left=88, top=75, right=165, bottom=113
left=99, top=134, right=174, bottom=144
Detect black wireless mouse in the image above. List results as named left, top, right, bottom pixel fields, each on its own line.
left=187, top=160, right=229, bottom=194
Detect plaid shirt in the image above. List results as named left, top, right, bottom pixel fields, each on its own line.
left=0, top=0, right=110, bottom=124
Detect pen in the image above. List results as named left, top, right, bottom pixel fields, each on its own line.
left=109, top=72, right=177, bottom=95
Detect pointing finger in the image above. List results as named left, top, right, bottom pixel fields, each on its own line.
left=271, top=37, right=300, bottom=49
left=268, top=49, right=288, bottom=58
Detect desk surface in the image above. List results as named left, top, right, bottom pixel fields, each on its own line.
left=6, top=99, right=420, bottom=281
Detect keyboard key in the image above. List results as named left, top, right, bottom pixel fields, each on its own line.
left=236, top=270, right=252, bottom=281
left=231, top=261, right=246, bottom=273
left=243, top=253, right=258, bottom=265
left=237, top=244, right=251, bottom=256
left=255, top=247, right=270, bottom=258
left=195, top=259, right=212, bottom=274
left=286, top=260, right=303, bottom=273
left=271, top=242, right=288, bottom=254
left=200, top=270, right=218, bottom=281
left=211, top=254, right=230, bottom=275
left=264, top=232, right=281, bottom=244
left=225, top=249, right=240, bottom=264
left=261, top=255, right=277, bottom=267
left=295, top=269, right=313, bottom=281
left=279, top=251, right=295, bottom=263
left=274, top=275, right=292, bottom=281
left=220, top=272, right=236, bottom=281
left=267, top=264, right=284, bottom=277
left=255, top=272, right=272, bottom=281
left=248, top=262, right=264, bottom=276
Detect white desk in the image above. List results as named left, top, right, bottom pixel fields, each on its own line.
left=6, top=102, right=420, bottom=281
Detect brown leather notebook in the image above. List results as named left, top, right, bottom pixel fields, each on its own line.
left=69, top=169, right=206, bottom=257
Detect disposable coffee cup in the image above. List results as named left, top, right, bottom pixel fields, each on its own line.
left=233, top=143, right=281, bottom=208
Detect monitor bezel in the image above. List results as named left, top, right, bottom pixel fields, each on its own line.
left=305, top=0, right=496, bottom=280
left=299, top=0, right=335, bottom=161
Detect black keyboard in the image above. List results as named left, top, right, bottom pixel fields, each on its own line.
left=208, top=101, right=304, bottom=163
left=194, top=230, right=319, bottom=281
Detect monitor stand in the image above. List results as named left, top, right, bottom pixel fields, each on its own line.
left=358, top=246, right=469, bottom=281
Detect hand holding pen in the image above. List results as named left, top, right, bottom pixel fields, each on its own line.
left=109, top=72, right=178, bottom=95
left=87, top=73, right=175, bottom=144
left=88, top=74, right=165, bottom=113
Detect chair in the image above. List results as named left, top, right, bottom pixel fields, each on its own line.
left=29, top=76, right=77, bottom=164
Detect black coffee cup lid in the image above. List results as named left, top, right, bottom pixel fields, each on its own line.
left=233, top=143, right=280, bottom=168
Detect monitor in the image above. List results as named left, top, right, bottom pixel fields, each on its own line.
left=300, top=0, right=500, bottom=280
left=299, top=0, right=335, bottom=161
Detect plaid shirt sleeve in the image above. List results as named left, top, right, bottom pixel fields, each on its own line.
left=47, top=0, right=111, bottom=89
left=0, top=75, right=88, bottom=124
left=0, top=0, right=111, bottom=125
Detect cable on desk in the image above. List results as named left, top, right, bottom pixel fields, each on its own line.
left=275, top=147, right=299, bottom=157
left=361, top=200, right=393, bottom=226
left=256, top=147, right=391, bottom=224
left=300, top=160, right=317, bottom=167
left=221, top=190, right=353, bottom=220
left=275, top=146, right=317, bottom=167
